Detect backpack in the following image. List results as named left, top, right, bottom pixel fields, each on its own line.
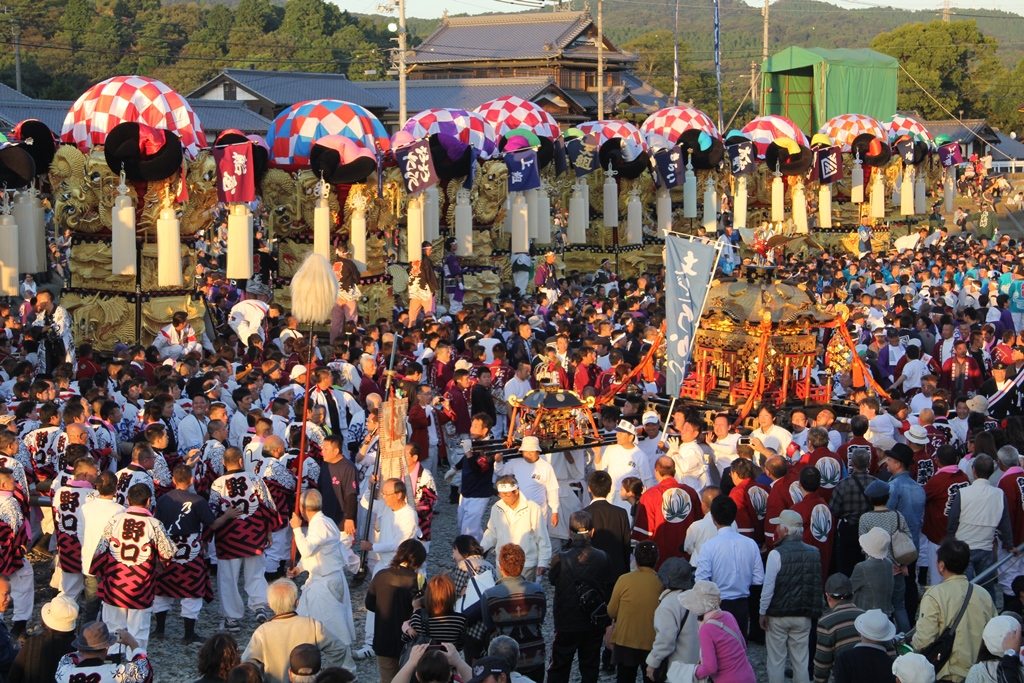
left=562, top=551, right=611, bottom=628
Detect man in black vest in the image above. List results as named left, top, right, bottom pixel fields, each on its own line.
left=759, top=509, right=823, bottom=683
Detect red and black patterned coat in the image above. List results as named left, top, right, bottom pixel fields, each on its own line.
left=208, top=470, right=278, bottom=560
left=92, top=508, right=175, bottom=610
left=52, top=482, right=96, bottom=574
left=0, top=493, right=28, bottom=575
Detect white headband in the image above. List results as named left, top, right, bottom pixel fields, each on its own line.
left=496, top=481, right=518, bottom=493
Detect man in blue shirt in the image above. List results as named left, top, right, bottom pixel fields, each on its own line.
left=884, top=444, right=925, bottom=631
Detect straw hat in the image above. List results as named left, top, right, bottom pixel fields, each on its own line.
left=859, top=527, right=891, bottom=560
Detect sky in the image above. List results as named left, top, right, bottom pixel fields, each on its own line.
left=334, top=0, right=1023, bottom=20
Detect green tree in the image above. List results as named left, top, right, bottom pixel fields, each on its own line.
left=234, top=0, right=277, bottom=34
left=871, top=20, right=998, bottom=120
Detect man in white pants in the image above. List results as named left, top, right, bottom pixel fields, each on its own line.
left=289, top=489, right=359, bottom=672
left=0, top=469, right=34, bottom=639
left=228, top=299, right=269, bottom=348
left=209, top=447, right=276, bottom=632
left=92, top=483, right=175, bottom=651
left=354, top=478, right=419, bottom=660
left=52, top=458, right=99, bottom=601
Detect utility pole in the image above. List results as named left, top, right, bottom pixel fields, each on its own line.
left=673, top=0, right=680, bottom=106
left=597, top=0, right=604, bottom=120
left=398, top=0, right=407, bottom=127
left=762, top=0, right=769, bottom=62
left=11, top=23, right=19, bottom=94
left=751, top=61, right=758, bottom=112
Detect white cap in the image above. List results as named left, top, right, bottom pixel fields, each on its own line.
left=905, top=424, right=929, bottom=445
left=615, top=420, right=636, bottom=437
left=289, top=365, right=308, bottom=381
left=455, top=359, right=474, bottom=372
left=519, top=436, right=541, bottom=452
left=642, top=411, right=660, bottom=426
left=892, top=653, right=935, bottom=683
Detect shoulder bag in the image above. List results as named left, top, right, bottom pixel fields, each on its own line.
left=457, top=559, right=496, bottom=613
left=651, top=608, right=690, bottom=683
left=398, top=607, right=432, bottom=668
left=891, top=511, right=919, bottom=566
left=562, top=550, right=611, bottom=628
left=919, top=583, right=973, bottom=670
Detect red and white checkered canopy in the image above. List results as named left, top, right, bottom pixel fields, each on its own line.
left=886, top=115, right=936, bottom=149
left=819, top=113, right=887, bottom=153
left=577, top=120, right=648, bottom=151
left=61, top=75, right=206, bottom=158
left=740, top=115, right=809, bottom=158
left=640, top=106, right=720, bottom=146
left=474, top=96, right=560, bottom=140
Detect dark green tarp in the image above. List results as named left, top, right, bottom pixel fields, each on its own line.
left=760, top=47, right=898, bottom=136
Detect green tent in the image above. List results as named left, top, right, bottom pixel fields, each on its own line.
left=760, top=47, right=898, bottom=136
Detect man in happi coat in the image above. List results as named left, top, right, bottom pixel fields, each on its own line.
left=259, top=436, right=311, bottom=580
left=52, top=458, right=99, bottom=600
left=193, top=419, right=227, bottom=498
left=0, top=469, right=33, bottom=639
left=91, top=483, right=175, bottom=650
left=331, top=245, right=362, bottom=344
left=209, top=447, right=279, bottom=631
left=408, top=241, right=440, bottom=324
left=154, top=463, right=237, bottom=642
left=114, top=444, right=157, bottom=508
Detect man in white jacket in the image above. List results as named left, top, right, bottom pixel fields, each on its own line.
left=288, top=490, right=358, bottom=672
left=482, top=475, right=552, bottom=581
left=355, top=478, right=419, bottom=660
left=152, top=312, right=202, bottom=361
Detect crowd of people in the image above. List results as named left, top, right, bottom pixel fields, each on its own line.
left=0, top=183, right=1023, bottom=683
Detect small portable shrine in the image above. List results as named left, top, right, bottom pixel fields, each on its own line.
left=506, top=379, right=601, bottom=452
left=680, top=264, right=836, bottom=408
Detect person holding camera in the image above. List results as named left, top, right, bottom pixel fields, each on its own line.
left=54, top=623, right=151, bottom=683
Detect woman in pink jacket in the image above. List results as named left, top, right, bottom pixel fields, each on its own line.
left=680, top=581, right=757, bottom=683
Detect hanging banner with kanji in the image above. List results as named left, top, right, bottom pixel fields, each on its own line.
left=653, top=149, right=681, bottom=189
left=665, top=234, right=719, bottom=395
left=727, top=141, right=756, bottom=176
left=505, top=149, right=541, bottom=192
left=566, top=135, right=600, bottom=177
left=395, top=139, right=438, bottom=194
left=213, top=143, right=255, bottom=203
left=938, top=142, right=963, bottom=168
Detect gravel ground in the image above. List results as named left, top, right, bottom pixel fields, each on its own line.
left=19, top=494, right=770, bottom=682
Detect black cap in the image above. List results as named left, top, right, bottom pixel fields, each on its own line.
left=467, top=656, right=511, bottom=683
left=289, top=644, right=321, bottom=678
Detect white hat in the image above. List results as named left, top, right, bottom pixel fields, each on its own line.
left=869, top=434, right=897, bottom=452
left=642, top=411, right=660, bottom=426
left=907, top=338, right=922, bottom=348
left=769, top=509, right=803, bottom=528
left=454, top=359, right=474, bottom=372
left=854, top=609, right=897, bottom=642
left=859, top=527, right=891, bottom=560
left=983, top=615, right=1020, bottom=656
left=967, top=395, right=989, bottom=415
left=905, top=424, right=929, bottom=445
left=519, top=436, right=541, bottom=453
left=41, top=595, right=79, bottom=632
left=892, top=653, right=935, bottom=683
left=615, top=420, right=636, bottom=437
left=678, top=580, right=721, bottom=616
left=289, top=365, right=308, bottom=381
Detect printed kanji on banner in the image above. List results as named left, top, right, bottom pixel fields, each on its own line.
left=653, top=149, right=681, bottom=189
left=505, top=149, right=541, bottom=192
left=938, top=142, right=963, bottom=168
left=727, top=141, right=756, bottom=176
left=213, top=142, right=255, bottom=203
left=566, top=136, right=599, bottom=177
left=395, top=139, right=438, bottom=194
left=895, top=139, right=917, bottom=165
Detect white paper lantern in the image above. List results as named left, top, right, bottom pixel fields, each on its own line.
left=603, top=173, right=618, bottom=228
left=568, top=186, right=586, bottom=244
left=733, top=176, right=748, bottom=230
left=351, top=196, right=367, bottom=272
left=869, top=172, right=885, bottom=219
left=915, top=173, right=927, bottom=216
left=703, top=177, right=718, bottom=234
left=0, top=213, right=18, bottom=296
left=455, top=189, right=473, bottom=256
left=313, top=180, right=331, bottom=259
left=626, top=191, right=643, bottom=245
left=526, top=188, right=539, bottom=238
left=536, top=188, right=551, bottom=244
left=12, top=191, right=43, bottom=274
left=579, top=175, right=590, bottom=227
left=851, top=158, right=865, bottom=204
left=406, top=194, right=424, bottom=262
left=771, top=173, right=785, bottom=223
left=792, top=181, right=808, bottom=234
left=944, top=169, right=955, bottom=213
left=656, top=186, right=672, bottom=234
left=510, top=192, right=529, bottom=253
left=682, top=161, right=697, bottom=219
left=424, top=183, right=440, bottom=242
left=818, top=183, right=832, bottom=229
left=226, top=204, right=253, bottom=280
left=157, top=207, right=183, bottom=288
left=901, top=168, right=915, bottom=217
left=111, top=189, right=136, bottom=276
